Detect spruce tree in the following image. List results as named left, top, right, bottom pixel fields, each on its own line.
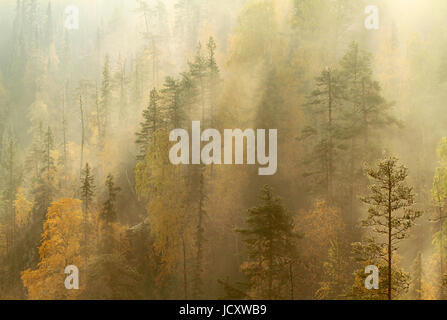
left=28, top=126, right=56, bottom=266
left=206, top=37, right=220, bottom=127
left=161, top=76, right=184, bottom=129
left=80, top=163, right=95, bottom=215
left=99, top=54, right=111, bottom=146
left=80, top=163, right=95, bottom=264
left=238, top=185, right=299, bottom=299
left=32, top=126, right=55, bottom=224
left=100, top=174, right=120, bottom=254
left=136, top=88, right=161, bottom=160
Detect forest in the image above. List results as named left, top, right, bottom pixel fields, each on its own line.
left=0, top=0, right=446, bottom=300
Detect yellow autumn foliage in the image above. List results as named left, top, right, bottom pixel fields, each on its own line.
left=21, top=198, right=84, bottom=299
left=14, top=188, right=32, bottom=228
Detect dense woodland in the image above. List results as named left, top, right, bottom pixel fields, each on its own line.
left=0, top=0, right=447, bottom=300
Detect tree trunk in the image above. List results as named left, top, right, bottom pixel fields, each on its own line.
left=79, top=95, right=85, bottom=179
left=388, top=169, right=392, bottom=300
left=182, top=234, right=188, bottom=299
left=327, top=71, right=333, bottom=202
left=62, top=87, right=67, bottom=190
left=289, top=261, right=294, bottom=299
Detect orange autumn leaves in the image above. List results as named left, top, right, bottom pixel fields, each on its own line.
left=21, top=199, right=83, bottom=299
left=21, top=196, right=131, bottom=299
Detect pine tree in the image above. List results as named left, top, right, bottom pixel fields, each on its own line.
left=189, top=42, right=208, bottom=123
left=99, top=54, right=111, bottom=147
left=79, top=94, right=85, bottom=176
left=161, top=76, right=184, bottom=129
left=355, top=157, right=422, bottom=300
left=100, top=174, right=120, bottom=254
left=32, top=126, right=55, bottom=224
left=339, top=42, right=396, bottom=148
left=135, top=129, right=191, bottom=298
left=238, top=185, right=299, bottom=299
left=136, top=88, right=161, bottom=160
left=338, top=42, right=397, bottom=221
left=28, top=126, right=56, bottom=266
left=302, top=67, right=343, bottom=202
left=80, top=163, right=95, bottom=215
left=80, top=163, right=95, bottom=267
left=206, top=37, right=220, bottom=126
left=42, top=126, right=55, bottom=185
left=101, top=174, right=120, bottom=224
left=60, top=86, right=69, bottom=191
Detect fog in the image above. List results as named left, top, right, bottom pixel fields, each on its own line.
left=0, top=0, right=445, bottom=300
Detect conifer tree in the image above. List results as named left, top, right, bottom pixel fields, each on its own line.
left=80, top=163, right=95, bottom=215
left=32, top=126, right=55, bottom=223
left=99, top=54, right=111, bottom=146
left=189, top=42, right=208, bottom=123
left=354, top=157, right=422, bottom=300
left=161, top=76, right=184, bottom=129
left=42, top=126, right=55, bottom=184
left=302, top=67, right=343, bottom=202
left=206, top=37, right=220, bottom=126
left=238, top=185, right=299, bottom=299
left=80, top=163, right=95, bottom=267
left=27, top=126, right=56, bottom=266
left=101, top=174, right=120, bottom=224
left=338, top=42, right=397, bottom=220
left=136, top=88, right=161, bottom=160
left=100, top=174, right=120, bottom=254
left=339, top=42, right=396, bottom=148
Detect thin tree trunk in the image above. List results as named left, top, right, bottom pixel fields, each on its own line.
left=289, top=261, right=294, bottom=300
left=327, top=70, right=333, bottom=202
left=62, top=87, right=67, bottom=190
left=9, top=143, right=14, bottom=252
left=95, top=83, right=101, bottom=141
left=388, top=169, right=392, bottom=300
left=361, top=78, right=368, bottom=145
left=182, top=234, right=188, bottom=300
left=79, top=95, right=85, bottom=178
left=193, top=168, right=205, bottom=299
